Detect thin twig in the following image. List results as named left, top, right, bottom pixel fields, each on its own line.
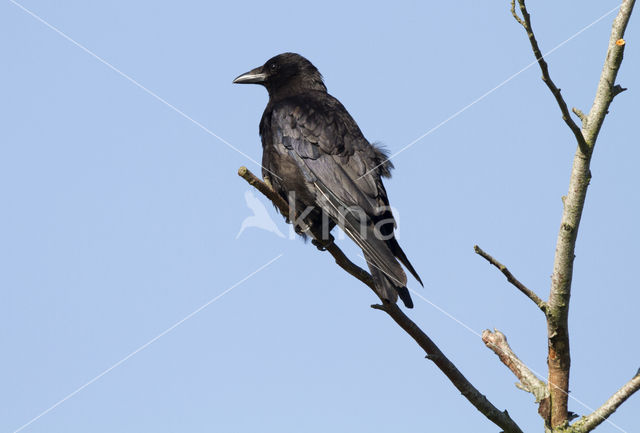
left=612, top=84, right=627, bottom=97
left=571, top=371, right=640, bottom=433
left=511, top=0, right=590, bottom=155
left=238, top=166, right=524, bottom=433
left=474, top=245, right=547, bottom=313
left=572, top=107, right=587, bottom=125
left=482, top=329, right=549, bottom=404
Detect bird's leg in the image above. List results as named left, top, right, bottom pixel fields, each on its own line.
left=262, top=175, right=273, bottom=190
left=293, top=219, right=310, bottom=236
left=289, top=212, right=334, bottom=250
left=311, top=210, right=336, bottom=251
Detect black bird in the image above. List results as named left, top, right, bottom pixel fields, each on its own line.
left=233, top=53, right=422, bottom=308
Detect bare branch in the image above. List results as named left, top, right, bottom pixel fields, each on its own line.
left=238, top=166, right=289, bottom=218
left=512, top=1, right=635, bottom=428
left=238, top=166, right=524, bottom=433
left=376, top=303, right=524, bottom=433
left=583, top=6, right=635, bottom=147
left=482, top=329, right=549, bottom=404
left=571, top=371, right=640, bottom=433
left=511, top=0, right=589, bottom=155
left=509, top=0, right=525, bottom=27
left=511, top=1, right=638, bottom=428
left=474, top=245, right=547, bottom=312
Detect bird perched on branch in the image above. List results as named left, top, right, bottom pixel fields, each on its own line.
left=233, top=53, right=422, bottom=308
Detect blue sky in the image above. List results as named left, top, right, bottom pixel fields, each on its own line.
left=1, top=1, right=638, bottom=432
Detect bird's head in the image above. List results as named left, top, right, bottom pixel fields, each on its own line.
left=233, top=53, right=327, bottom=96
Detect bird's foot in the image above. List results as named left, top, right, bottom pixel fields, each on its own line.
left=312, top=236, right=334, bottom=251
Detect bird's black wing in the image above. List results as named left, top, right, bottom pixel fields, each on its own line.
left=271, top=95, right=410, bottom=303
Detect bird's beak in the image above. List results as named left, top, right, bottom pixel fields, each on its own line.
left=233, top=66, right=267, bottom=84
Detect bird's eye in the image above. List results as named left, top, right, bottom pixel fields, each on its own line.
left=270, top=62, right=278, bottom=71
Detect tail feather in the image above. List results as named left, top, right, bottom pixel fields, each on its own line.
left=366, top=255, right=397, bottom=304
left=341, top=220, right=414, bottom=309
left=311, top=179, right=416, bottom=308
left=365, top=252, right=413, bottom=308
left=341, top=219, right=407, bottom=286
left=314, top=180, right=406, bottom=285
left=387, top=237, right=423, bottom=286
left=396, top=285, right=414, bottom=309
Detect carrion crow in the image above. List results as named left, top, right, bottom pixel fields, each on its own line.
left=234, top=53, right=422, bottom=308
